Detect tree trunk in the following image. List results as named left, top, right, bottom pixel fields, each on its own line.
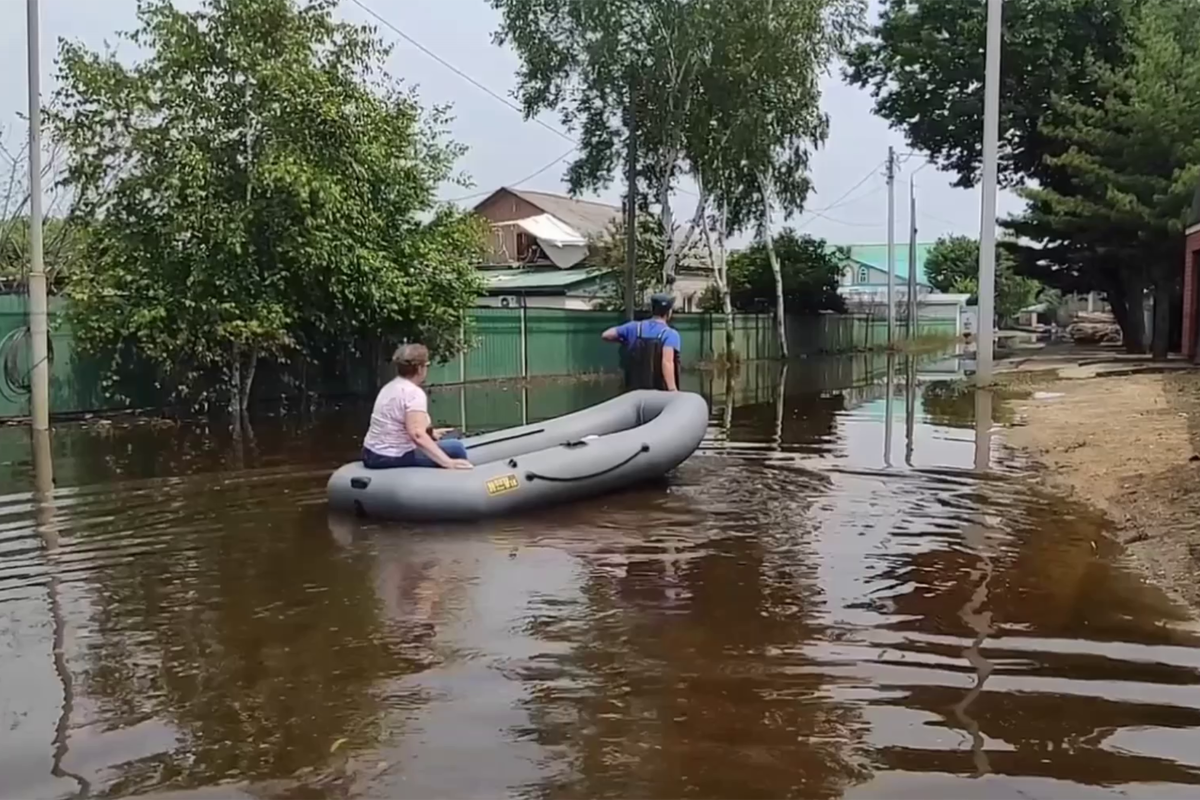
left=230, top=344, right=243, bottom=416
left=700, top=186, right=736, bottom=363
left=1152, top=273, right=1171, bottom=361
left=1108, top=284, right=1130, bottom=345
left=764, top=233, right=787, bottom=358
left=659, top=161, right=674, bottom=291
left=1119, top=270, right=1147, bottom=354
left=757, top=172, right=788, bottom=359
left=241, top=346, right=258, bottom=412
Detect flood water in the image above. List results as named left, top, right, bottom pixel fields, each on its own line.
left=3, top=354, right=1200, bottom=799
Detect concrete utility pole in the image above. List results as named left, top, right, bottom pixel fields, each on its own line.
left=908, top=179, right=918, bottom=339
left=976, top=0, right=1004, bottom=383
left=624, top=85, right=638, bottom=322
left=27, top=0, right=51, bottom=432
left=885, top=146, right=896, bottom=346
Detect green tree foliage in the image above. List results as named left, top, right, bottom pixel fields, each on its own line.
left=924, top=235, right=1044, bottom=325
left=588, top=213, right=705, bottom=311
left=845, top=0, right=1134, bottom=188
left=1004, top=0, right=1200, bottom=356
left=49, top=0, right=485, bottom=410
left=924, top=234, right=993, bottom=293
left=716, top=229, right=847, bottom=315
left=1, top=135, right=77, bottom=292
left=0, top=217, right=80, bottom=293
left=489, top=0, right=864, bottom=289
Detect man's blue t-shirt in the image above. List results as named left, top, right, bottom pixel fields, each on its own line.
left=614, top=319, right=682, bottom=351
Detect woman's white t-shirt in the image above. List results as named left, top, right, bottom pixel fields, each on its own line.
left=363, top=377, right=428, bottom=457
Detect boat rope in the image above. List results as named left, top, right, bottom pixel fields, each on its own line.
left=466, top=426, right=546, bottom=450
left=524, top=443, right=650, bottom=483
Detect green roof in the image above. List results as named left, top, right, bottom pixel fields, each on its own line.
left=482, top=267, right=610, bottom=294
left=842, top=243, right=935, bottom=284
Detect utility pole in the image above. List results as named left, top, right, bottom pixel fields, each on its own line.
left=624, top=84, right=638, bottom=322
left=907, top=179, right=918, bottom=339
left=27, top=0, right=51, bottom=432
left=885, top=146, right=896, bottom=346
left=976, top=0, right=1003, bottom=383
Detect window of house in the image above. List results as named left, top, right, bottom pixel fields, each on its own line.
left=857, top=266, right=869, bottom=284
left=516, top=231, right=534, bottom=262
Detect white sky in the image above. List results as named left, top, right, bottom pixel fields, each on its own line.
left=0, top=0, right=1023, bottom=247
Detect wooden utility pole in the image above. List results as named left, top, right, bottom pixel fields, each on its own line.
left=976, top=0, right=1004, bottom=382
left=624, top=87, right=638, bottom=322
left=27, top=0, right=51, bottom=432
left=908, top=179, right=918, bottom=338
left=885, top=146, right=896, bottom=346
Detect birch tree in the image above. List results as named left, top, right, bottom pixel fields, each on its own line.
left=493, top=0, right=864, bottom=355
left=491, top=0, right=709, bottom=293
left=690, top=0, right=864, bottom=357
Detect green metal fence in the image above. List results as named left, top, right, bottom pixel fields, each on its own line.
left=0, top=295, right=957, bottom=420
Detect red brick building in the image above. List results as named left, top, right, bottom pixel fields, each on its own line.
left=1183, top=185, right=1200, bottom=359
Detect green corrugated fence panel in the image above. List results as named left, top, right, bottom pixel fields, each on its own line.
left=465, top=307, right=523, bottom=381
left=1, top=297, right=955, bottom=420
left=524, top=308, right=623, bottom=377
left=1, top=295, right=131, bottom=419
left=426, top=378, right=624, bottom=433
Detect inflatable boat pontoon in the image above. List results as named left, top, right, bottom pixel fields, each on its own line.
left=327, top=390, right=709, bottom=521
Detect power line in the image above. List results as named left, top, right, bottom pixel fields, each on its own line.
left=919, top=209, right=965, bottom=229
left=794, top=160, right=886, bottom=230
left=345, top=0, right=576, bottom=146
left=349, top=0, right=707, bottom=203
left=800, top=159, right=886, bottom=220
left=804, top=209, right=879, bottom=228
left=446, top=147, right=578, bottom=203
left=823, top=182, right=885, bottom=212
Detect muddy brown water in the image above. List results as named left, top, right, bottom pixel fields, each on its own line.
left=3, top=356, right=1200, bottom=799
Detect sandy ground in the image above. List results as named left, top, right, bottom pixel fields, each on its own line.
left=1004, top=367, right=1200, bottom=613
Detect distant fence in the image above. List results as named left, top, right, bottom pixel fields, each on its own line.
left=0, top=295, right=957, bottom=419
left=425, top=307, right=779, bottom=385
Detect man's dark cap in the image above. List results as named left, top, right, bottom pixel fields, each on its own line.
left=650, top=293, right=675, bottom=313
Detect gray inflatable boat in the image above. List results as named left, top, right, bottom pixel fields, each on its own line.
left=327, top=390, right=709, bottom=521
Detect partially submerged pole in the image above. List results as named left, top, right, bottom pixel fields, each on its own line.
left=975, top=0, right=1003, bottom=383
left=27, top=0, right=51, bottom=431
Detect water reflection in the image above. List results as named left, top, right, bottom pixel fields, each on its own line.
left=2, top=353, right=1199, bottom=798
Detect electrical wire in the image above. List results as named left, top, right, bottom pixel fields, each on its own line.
left=808, top=160, right=887, bottom=214
left=346, top=0, right=710, bottom=202
left=445, top=146, right=578, bottom=203
left=346, top=0, right=577, bottom=146
left=802, top=209, right=880, bottom=228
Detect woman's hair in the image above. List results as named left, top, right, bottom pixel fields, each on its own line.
left=392, top=343, right=430, bottom=378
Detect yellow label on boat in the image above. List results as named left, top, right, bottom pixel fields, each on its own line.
left=485, top=474, right=520, bottom=496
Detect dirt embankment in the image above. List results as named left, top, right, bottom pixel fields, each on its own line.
left=1005, top=370, right=1200, bottom=613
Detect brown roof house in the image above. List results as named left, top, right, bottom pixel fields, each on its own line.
left=472, top=187, right=713, bottom=311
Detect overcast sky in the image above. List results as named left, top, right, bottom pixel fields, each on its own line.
left=1, top=0, right=1023, bottom=246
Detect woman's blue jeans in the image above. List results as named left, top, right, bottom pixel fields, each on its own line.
left=361, top=439, right=468, bottom=469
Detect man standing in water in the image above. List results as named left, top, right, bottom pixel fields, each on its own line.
left=601, top=293, right=681, bottom=391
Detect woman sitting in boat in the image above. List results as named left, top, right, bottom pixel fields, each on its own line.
left=361, top=343, right=473, bottom=470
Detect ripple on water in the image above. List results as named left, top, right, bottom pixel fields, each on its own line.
left=2, top=364, right=1199, bottom=799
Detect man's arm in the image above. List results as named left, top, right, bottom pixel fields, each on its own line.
left=661, top=329, right=682, bottom=391
left=661, top=346, right=678, bottom=391
left=602, top=321, right=631, bottom=342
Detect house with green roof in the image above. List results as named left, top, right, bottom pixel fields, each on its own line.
left=477, top=266, right=614, bottom=310
left=838, top=243, right=935, bottom=289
